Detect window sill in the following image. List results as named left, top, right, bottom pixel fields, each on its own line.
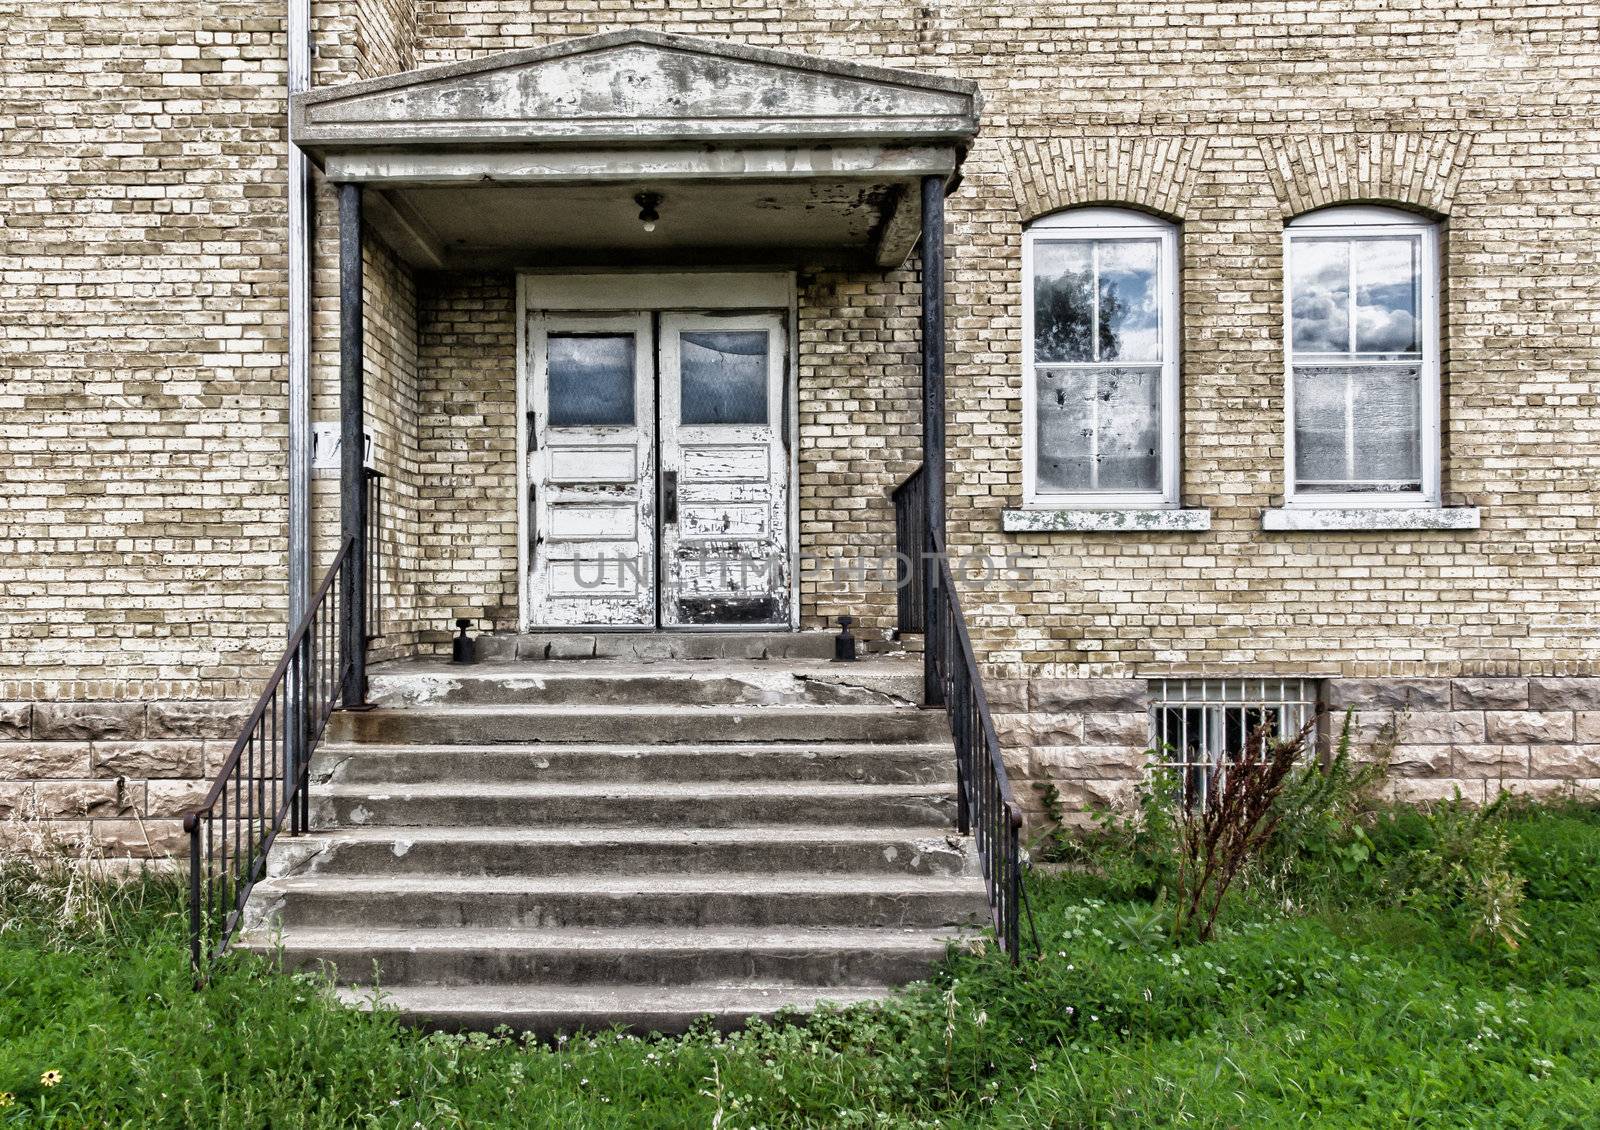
left=1002, top=508, right=1213, bottom=533
left=1261, top=506, right=1480, bottom=532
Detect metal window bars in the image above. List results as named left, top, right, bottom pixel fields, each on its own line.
left=1149, top=678, right=1321, bottom=807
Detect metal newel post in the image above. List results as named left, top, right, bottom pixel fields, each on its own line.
left=921, top=173, right=947, bottom=708
left=338, top=182, right=368, bottom=709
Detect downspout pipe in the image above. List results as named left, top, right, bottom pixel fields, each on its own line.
left=286, top=0, right=312, bottom=628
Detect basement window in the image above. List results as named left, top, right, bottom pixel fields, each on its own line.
left=1149, top=678, right=1320, bottom=806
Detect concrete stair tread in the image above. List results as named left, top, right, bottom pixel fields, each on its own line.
left=285, top=824, right=966, bottom=845
left=336, top=981, right=897, bottom=1027
left=267, top=872, right=985, bottom=896
left=369, top=658, right=919, bottom=678
left=245, top=924, right=965, bottom=953
left=356, top=703, right=927, bottom=717
left=318, top=741, right=950, bottom=756
left=318, top=781, right=953, bottom=800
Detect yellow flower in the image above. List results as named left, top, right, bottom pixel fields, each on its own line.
left=0, top=1092, right=14, bottom=1107
left=39, top=1070, right=62, bottom=1088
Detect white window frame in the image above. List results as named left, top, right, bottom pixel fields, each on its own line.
left=1283, top=205, right=1441, bottom=509
left=1022, top=207, right=1181, bottom=509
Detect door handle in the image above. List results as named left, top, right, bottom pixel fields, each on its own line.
left=663, top=470, right=678, bottom=523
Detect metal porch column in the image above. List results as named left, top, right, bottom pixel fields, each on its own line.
left=338, top=182, right=369, bottom=708
left=920, top=173, right=947, bottom=708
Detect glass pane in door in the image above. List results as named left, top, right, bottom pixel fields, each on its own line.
left=546, top=334, right=635, bottom=426
left=679, top=330, right=769, bottom=425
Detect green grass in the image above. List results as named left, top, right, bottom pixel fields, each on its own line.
left=4, top=804, right=1600, bottom=1128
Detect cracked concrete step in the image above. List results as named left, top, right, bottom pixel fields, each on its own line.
left=366, top=659, right=922, bottom=708
left=267, top=825, right=977, bottom=879
left=242, top=925, right=963, bottom=988
left=263, top=873, right=990, bottom=930
left=311, top=781, right=958, bottom=830
left=313, top=742, right=954, bottom=786
left=477, top=631, right=901, bottom=663
left=336, top=980, right=896, bottom=1036
left=327, top=704, right=947, bottom=746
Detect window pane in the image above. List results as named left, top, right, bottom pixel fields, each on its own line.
left=1354, top=237, right=1420, bottom=355
left=1035, top=368, right=1094, bottom=492
left=1097, top=240, right=1162, bottom=363
left=1294, top=363, right=1422, bottom=492
left=679, top=330, right=769, bottom=425
left=1290, top=239, right=1350, bottom=354
left=1351, top=364, right=1421, bottom=486
left=1293, top=365, right=1350, bottom=487
left=547, top=334, right=634, bottom=427
left=1095, top=366, right=1162, bottom=491
left=1033, top=241, right=1094, bottom=362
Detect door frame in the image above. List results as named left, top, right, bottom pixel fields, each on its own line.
left=516, top=271, right=800, bottom=631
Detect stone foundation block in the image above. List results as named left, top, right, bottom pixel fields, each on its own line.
left=1388, top=744, right=1453, bottom=777
left=1080, top=712, right=1150, bottom=747
left=1578, top=713, right=1600, bottom=744
left=1030, top=678, right=1146, bottom=713
left=1485, top=711, right=1575, bottom=744
left=1405, top=711, right=1486, bottom=744
left=89, top=819, right=187, bottom=859
left=147, top=702, right=250, bottom=740
left=1385, top=778, right=1484, bottom=804
left=1034, top=745, right=1142, bottom=779
left=1450, top=678, right=1529, bottom=710
left=0, top=742, right=92, bottom=778
left=0, top=704, right=30, bottom=740
left=93, top=741, right=204, bottom=778
left=33, top=703, right=146, bottom=742
left=1528, top=678, right=1600, bottom=711
left=31, top=780, right=142, bottom=818
left=1327, top=678, right=1451, bottom=711
left=144, top=780, right=211, bottom=818
left=1530, top=744, right=1600, bottom=779
left=1454, top=744, right=1530, bottom=778
left=984, top=678, right=1029, bottom=711
left=997, top=713, right=1082, bottom=746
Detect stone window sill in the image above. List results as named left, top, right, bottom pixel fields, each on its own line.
left=1261, top=506, right=1480, bottom=532
left=1002, top=508, right=1212, bottom=533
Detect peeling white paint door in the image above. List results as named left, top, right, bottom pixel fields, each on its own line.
left=658, top=313, right=790, bottom=627
left=527, top=313, right=656, bottom=627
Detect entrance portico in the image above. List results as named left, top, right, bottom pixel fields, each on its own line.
left=289, top=30, right=979, bottom=655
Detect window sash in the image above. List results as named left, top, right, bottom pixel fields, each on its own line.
left=1284, top=219, right=1439, bottom=508
left=1024, top=218, right=1178, bottom=508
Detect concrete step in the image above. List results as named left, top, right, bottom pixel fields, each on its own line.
left=366, top=658, right=921, bottom=709
left=267, top=826, right=976, bottom=879
left=474, top=631, right=900, bottom=664
left=336, top=980, right=896, bottom=1036
left=327, top=704, right=946, bottom=746
left=263, top=873, right=989, bottom=931
left=313, top=742, right=953, bottom=786
left=244, top=925, right=959, bottom=988
left=311, top=781, right=957, bottom=830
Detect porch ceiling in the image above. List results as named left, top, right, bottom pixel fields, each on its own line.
left=290, top=31, right=981, bottom=271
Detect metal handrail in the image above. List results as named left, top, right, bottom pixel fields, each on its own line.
left=183, top=535, right=357, bottom=976
left=893, top=467, right=1036, bottom=963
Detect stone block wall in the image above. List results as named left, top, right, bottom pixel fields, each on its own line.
left=993, top=677, right=1600, bottom=825
left=0, top=700, right=249, bottom=863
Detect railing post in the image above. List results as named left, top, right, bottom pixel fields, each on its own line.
left=920, top=173, right=946, bottom=708
left=184, top=813, right=201, bottom=975
left=338, top=182, right=368, bottom=709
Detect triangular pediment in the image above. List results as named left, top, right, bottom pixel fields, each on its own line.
left=292, top=31, right=980, bottom=151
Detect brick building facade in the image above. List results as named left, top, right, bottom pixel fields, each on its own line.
left=4, top=2, right=1599, bottom=859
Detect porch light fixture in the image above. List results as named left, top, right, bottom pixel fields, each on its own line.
left=634, top=191, right=663, bottom=233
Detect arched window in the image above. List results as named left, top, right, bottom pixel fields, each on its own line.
left=1023, top=207, right=1180, bottom=508
left=1285, top=205, right=1440, bottom=505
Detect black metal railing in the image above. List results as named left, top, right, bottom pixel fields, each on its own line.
left=893, top=467, right=1035, bottom=964
left=183, top=536, right=359, bottom=977
left=891, top=467, right=925, bottom=634
left=365, top=468, right=385, bottom=642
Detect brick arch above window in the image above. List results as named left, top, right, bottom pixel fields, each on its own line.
left=996, top=136, right=1208, bottom=224
left=1258, top=132, right=1475, bottom=221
